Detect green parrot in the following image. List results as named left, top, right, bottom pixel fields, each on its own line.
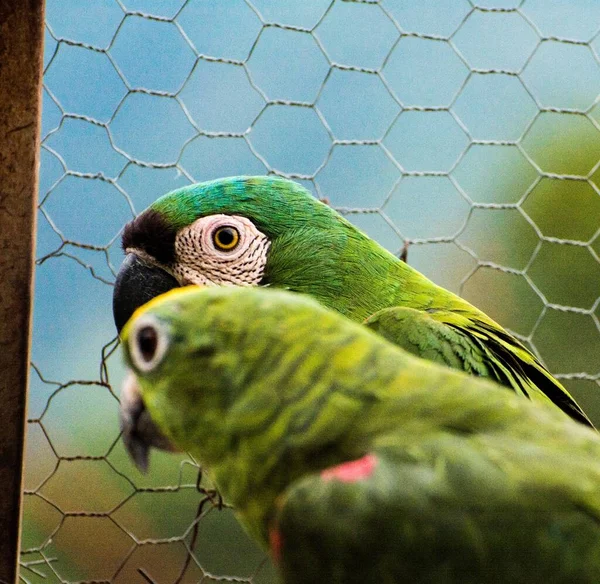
left=120, top=286, right=600, bottom=584
left=112, top=175, right=591, bottom=426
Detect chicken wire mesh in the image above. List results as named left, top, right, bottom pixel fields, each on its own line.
left=23, top=0, right=600, bottom=582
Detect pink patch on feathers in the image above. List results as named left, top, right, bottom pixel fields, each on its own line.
left=321, top=454, right=377, bottom=483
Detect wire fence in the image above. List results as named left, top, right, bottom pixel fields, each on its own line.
left=24, top=0, right=600, bottom=582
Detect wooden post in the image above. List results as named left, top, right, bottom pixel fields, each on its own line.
left=0, top=1, right=45, bottom=582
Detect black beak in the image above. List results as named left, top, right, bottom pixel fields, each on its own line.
left=113, top=253, right=180, bottom=334
left=120, top=373, right=178, bottom=472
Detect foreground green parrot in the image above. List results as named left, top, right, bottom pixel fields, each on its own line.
left=113, top=175, right=591, bottom=426
left=120, top=286, right=600, bottom=584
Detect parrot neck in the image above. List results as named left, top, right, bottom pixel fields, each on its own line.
left=267, top=225, right=455, bottom=322
left=207, top=431, right=353, bottom=548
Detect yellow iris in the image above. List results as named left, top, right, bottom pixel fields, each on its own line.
left=213, top=226, right=240, bottom=250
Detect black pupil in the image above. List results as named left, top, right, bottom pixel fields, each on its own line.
left=138, top=326, right=158, bottom=362
left=217, top=227, right=235, bottom=246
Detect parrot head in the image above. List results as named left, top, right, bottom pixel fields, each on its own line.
left=119, top=285, right=238, bottom=472
left=113, top=175, right=390, bottom=333
left=119, top=285, right=348, bottom=474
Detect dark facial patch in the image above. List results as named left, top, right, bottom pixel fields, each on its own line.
left=122, top=209, right=178, bottom=265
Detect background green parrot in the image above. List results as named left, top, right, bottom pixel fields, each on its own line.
left=112, top=175, right=591, bottom=426
left=120, top=286, right=600, bottom=584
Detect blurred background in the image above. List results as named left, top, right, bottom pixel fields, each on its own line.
left=23, top=0, right=600, bottom=582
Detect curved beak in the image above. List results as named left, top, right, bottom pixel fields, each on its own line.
left=119, top=372, right=178, bottom=473
left=113, top=253, right=179, bottom=334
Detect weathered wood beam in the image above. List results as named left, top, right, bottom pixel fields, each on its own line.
left=0, top=1, right=45, bottom=582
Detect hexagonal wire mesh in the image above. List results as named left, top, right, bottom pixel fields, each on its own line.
left=23, top=0, right=600, bottom=582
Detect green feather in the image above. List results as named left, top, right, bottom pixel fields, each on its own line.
left=123, top=287, right=600, bottom=583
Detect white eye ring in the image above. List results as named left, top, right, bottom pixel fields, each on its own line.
left=128, top=315, right=169, bottom=373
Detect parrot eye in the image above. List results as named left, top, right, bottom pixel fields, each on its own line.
left=138, top=326, right=158, bottom=361
left=129, top=316, right=169, bottom=373
left=212, top=226, right=240, bottom=251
